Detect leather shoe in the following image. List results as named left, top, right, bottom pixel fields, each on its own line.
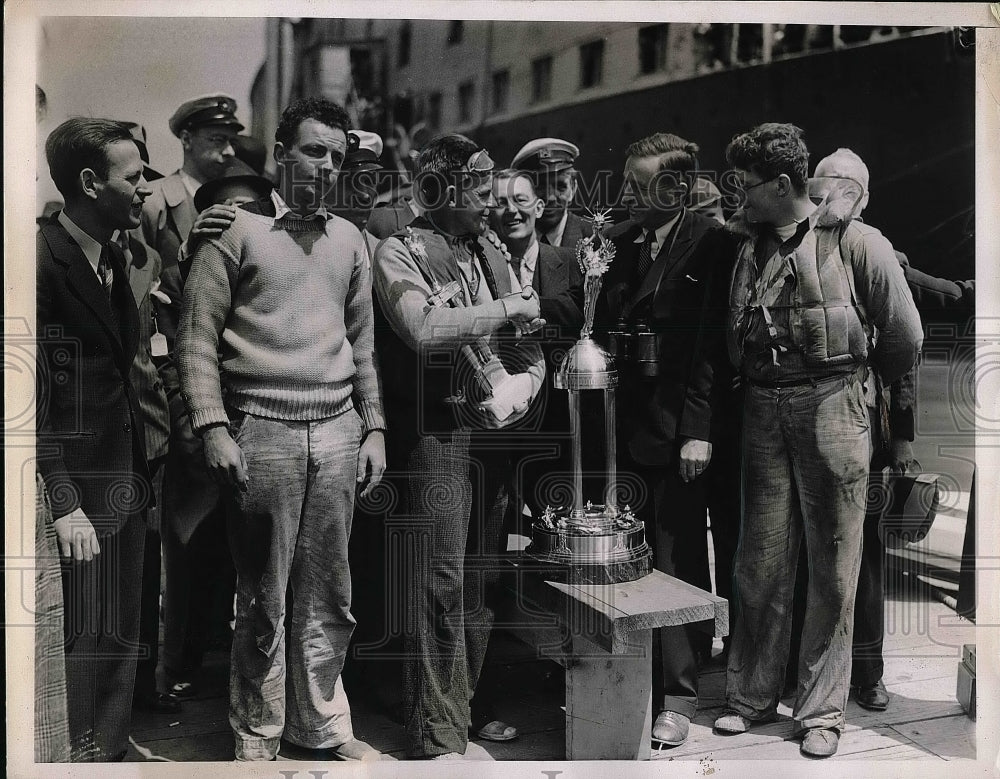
left=133, top=691, right=182, bottom=713
left=854, top=680, right=889, bottom=711
left=651, top=710, right=689, bottom=747
left=800, top=728, right=839, bottom=758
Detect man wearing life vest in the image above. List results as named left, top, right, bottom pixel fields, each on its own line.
left=371, top=133, right=545, bottom=760
left=712, top=123, right=922, bottom=758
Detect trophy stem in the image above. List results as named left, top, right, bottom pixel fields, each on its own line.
left=604, top=387, right=617, bottom=512
left=568, top=390, right=585, bottom=518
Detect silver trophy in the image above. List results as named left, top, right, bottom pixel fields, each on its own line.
left=526, top=210, right=652, bottom=584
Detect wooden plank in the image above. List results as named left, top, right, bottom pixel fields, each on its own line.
left=565, top=632, right=653, bottom=760
left=545, top=571, right=723, bottom=654
left=558, top=569, right=729, bottom=645
left=890, top=714, right=975, bottom=760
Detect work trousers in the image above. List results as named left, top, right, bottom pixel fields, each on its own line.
left=226, top=410, right=362, bottom=761
left=396, top=429, right=509, bottom=757
left=725, top=371, right=870, bottom=734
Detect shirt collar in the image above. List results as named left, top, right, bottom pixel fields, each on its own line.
left=57, top=210, right=104, bottom=274
left=178, top=169, right=201, bottom=200
left=520, top=239, right=540, bottom=270
left=634, top=211, right=682, bottom=252
left=543, top=210, right=569, bottom=246
left=271, top=188, right=332, bottom=222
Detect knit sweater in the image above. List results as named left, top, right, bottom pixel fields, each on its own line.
left=177, top=206, right=384, bottom=434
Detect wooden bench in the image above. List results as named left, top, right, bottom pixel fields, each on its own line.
left=499, top=557, right=729, bottom=760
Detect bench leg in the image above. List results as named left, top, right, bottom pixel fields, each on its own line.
left=565, top=631, right=652, bottom=760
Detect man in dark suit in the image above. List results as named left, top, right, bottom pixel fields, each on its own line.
left=489, top=168, right=584, bottom=516
left=596, top=132, right=735, bottom=749
left=512, top=137, right=590, bottom=249
left=140, top=94, right=243, bottom=266
left=37, top=117, right=153, bottom=761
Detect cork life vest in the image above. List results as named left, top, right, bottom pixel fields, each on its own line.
left=374, top=219, right=545, bottom=433
left=728, top=214, right=870, bottom=378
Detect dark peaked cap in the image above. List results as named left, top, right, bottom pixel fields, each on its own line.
left=169, top=94, right=244, bottom=137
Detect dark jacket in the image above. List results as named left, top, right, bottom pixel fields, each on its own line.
left=597, top=209, right=736, bottom=466
left=555, top=211, right=590, bottom=250
left=124, top=234, right=170, bottom=463
left=36, top=218, right=150, bottom=533
left=525, top=241, right=584, bottom=433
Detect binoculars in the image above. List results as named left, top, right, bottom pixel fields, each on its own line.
left=604, top=319, right=662, bottom=378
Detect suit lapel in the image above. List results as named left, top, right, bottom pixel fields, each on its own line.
left=630, top=211, right=700, bottom=310
left=45, top=221, right=131, bottom=363
left=162, top=173, right=196, bottom=241
left=533, top=242, right=565, bottom=295
left=107, top=242, right=141, bottom=362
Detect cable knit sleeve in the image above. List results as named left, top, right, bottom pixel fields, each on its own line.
left=343, top=227, right=385, bottom=433
left=176, top=222, right=241, bottom=434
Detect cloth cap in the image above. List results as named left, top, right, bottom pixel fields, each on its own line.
left=193, top=157, right=274, bottom=212
left=169, top=94, right=243, bottom=137
left=511, top=137, right=580, bottom=174
left=344, top=130, right=385, bottom=172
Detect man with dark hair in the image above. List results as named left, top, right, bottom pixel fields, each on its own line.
left=714, top=123, right=922, bottom=757
left=140, top=94, right=243, bottom=266
left=177, top=97, right=386, bottom=762
left=596, top=131, right=736, bottom=749
left=373, top=133, right=544, bottom=759
left=37, top=117, right=153, bottom=761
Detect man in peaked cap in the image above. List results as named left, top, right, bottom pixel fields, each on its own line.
left=140, top=94, right=243, bottom=267
left=334, top=130, right=385, bottom=256
left=511, top=137, right=590, bottom=249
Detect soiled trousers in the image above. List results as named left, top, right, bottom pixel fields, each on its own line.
left=725, top=371, right=871, bottom=734
left=396, top=430, right=509, bottom=757
left=226, top=410, right=362, bottom=761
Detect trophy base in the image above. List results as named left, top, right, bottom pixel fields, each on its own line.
left=525, top=503, right=652, bottom=585
left=521, top=547, right=653, bottom=585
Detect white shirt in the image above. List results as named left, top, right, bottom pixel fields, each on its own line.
left=57, top=210, right=104, bottom=280
left=512, top=239, right=540, bottom=289
left=773, top=221, right=799, bottom=241
left=633, top=211, right=682, bottom=262
left=270, top=188, right=331, bottom=222
left=543, top=210, right=569, bottom=247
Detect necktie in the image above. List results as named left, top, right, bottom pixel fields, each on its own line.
left=99, top=243, right=121, bottom=334
left=97, top=244, right=115, bottom=300
left=116, top=231, right=134, bottom=268
left=519, top=257, right=533, bottom=289
left=634, top=230, right=655, bottom=284
left=539, top=233, right=551, bottom=246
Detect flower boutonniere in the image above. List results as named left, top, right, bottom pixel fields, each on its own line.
left=403, top=227, right=429, bottom=263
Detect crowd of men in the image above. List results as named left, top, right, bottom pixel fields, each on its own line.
left=35, top=87, right=976, bottom=763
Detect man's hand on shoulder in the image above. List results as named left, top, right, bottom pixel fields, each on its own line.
left=190, top=203, right=238, bottom=242
left=53, top=508, right=101, bottom=562
left=202, top=424, right=249, bottom=491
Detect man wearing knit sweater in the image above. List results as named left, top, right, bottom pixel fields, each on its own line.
left=176, top=98, right=386, bottom=762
